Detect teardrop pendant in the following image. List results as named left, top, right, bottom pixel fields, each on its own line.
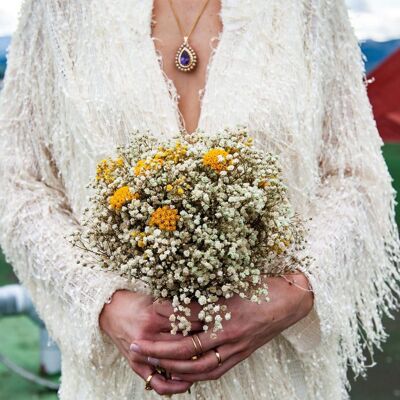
left=175, top=37, right=197, bottom=72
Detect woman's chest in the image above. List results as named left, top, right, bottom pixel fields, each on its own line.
left=50, top=0, right=321, bottom=211
left=57, top=0, right=317, bottom=139
left=150, top=0, right=224, bottom=135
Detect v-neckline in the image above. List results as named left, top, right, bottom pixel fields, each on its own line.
left=146, top=0, right=227, bottom=135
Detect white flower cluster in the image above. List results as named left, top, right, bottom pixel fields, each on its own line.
left=70, top=126, right=310, bottom=335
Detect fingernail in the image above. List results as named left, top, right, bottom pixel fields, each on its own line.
left=147, top=356, right=160, bottom=366
left=129, top=343, right=140, bottom=352
left=171, top=375, right=183, bottom=381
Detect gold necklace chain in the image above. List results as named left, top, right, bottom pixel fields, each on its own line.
left=167, top=0, right=211, bottom=72
left=168, top=0, right=211, bottom=42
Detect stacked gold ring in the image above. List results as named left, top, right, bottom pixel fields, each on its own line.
left=190, top=334, right=204, bottom=360
left=191, top=336, right=200, bottom=360
left=193, top=335, right=204, bottom=353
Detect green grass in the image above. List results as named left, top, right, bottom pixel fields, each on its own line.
left=382, top=143, right=400, bottom=226
left=0, top=315, right=58, bottom=400
left=350, top=143, right=400, bottom=399
left=0, top=254, right=58, bottom=399
left=350, top=315, right=400, bottom=400
left=0, top=143, right=399, bottom=399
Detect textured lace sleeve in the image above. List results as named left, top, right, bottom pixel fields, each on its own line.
left=0, top=0, right=133, bottom=365
left=281, top=0, right=400, bottom=377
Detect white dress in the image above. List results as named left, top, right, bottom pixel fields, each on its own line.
left=0, top=0, right=399, bottom=399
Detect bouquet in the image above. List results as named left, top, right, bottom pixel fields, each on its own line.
left=70, top=125, right=310, bottom=336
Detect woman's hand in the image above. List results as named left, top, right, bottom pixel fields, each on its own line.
left=130, top=273, right=314, bottom=382
left=99, top=290, right=198, bottom=395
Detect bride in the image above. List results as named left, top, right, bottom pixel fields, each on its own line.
left=0, top=0, right=399, bottom=399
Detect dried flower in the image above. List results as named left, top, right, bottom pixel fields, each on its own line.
left=109, top=186, right=139, bottom=210
left=202, top=148, right=230, bottom=171
left=149, top=206, right=179, bottom=231
left=71, top=125, right=311, bottom=335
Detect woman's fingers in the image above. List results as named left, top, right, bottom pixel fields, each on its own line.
left=186, top=321, right=204, bottom=332
left=129, top=361, right=192, bottom=395
left=152, top=299, right=174, bottom=318
left=149, top=313, right=174, bottom=333
left=122, top=336, right=193, bottom=395
left=157, top=332, right=184, bottom=341
left=131, top=330, right=229, bottom=360
left=170, top=351, right=246, bottom=383
left=144, top=343, right=242, bottom=375
left=130, top=337, right=196, bottom=360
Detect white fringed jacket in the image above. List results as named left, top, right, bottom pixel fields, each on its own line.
left=0, top=0, right=399, bottom=399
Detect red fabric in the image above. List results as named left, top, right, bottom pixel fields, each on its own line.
left=367, top=48, right=400, bottom=142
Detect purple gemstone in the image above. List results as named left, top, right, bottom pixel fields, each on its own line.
left=180, top=49, right=191, bottom=66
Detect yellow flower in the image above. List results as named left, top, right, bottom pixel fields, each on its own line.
left=96, top=158, right=125, bottom=183
left=131, top=231, right=147, bottom=248
left=171, top=141, right=188, bottom=163
left=166, top=178, right=187, bottom=196
left=149, top=206, right=179, bottom=231
left=134, top=141, right=188, bottom=177
left=134, top=158, right=163, bottom=176
left=154, top=141, right=188, bottom=164
left=202, top=148, right=230, bottom=172
left=115, top=157, right=124, bottom=167
left=109, top=186, right=139, bottom=210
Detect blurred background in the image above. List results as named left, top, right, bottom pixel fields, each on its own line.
left=0, top=0, right=399, bottom=399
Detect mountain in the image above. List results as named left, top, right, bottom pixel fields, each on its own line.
left=1, top=35, right=400, bottom=80
left=361, top=39, right=400, bottom=72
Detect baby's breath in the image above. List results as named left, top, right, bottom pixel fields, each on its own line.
left=70, top=125, right=310, bottom=335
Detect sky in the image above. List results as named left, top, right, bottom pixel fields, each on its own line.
left=0, top=0, right=400, bottom=40
left=347, top=0, right=400, bottom=40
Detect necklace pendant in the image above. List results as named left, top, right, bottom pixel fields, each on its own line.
left=175, top=37, right=197, bottom=72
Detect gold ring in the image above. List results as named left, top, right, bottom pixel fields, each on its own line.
left=191, top=336, right=200, bottom=358
left=145, top=372, right=156, bottom=391
left=193, top=334, right=204, bottom=354
left=213, top=349, right=222, bottom=366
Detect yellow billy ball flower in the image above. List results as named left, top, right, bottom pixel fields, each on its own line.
left=166, top=184, right=173, bottom=192
left=149, top=206, right=179, bottom=231
left=115, top=157, right=124, bottom=167
left=177, top=187, right=184, bottom=195
left=202, top=148, right=230, bottom=172
left=134, top=159, right=146, bottom=176
left=134, top=158, right=163, bottom=176
left=109, top=186, right=139, bottom=210
left=96, top=158, right=124, bottom=183
left=152, top=141, right=188, bottom=164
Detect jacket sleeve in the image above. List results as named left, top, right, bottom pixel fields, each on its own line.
left=0, top=0, right=133, bottom=365
left=281, top=0, right=400, bottom=376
